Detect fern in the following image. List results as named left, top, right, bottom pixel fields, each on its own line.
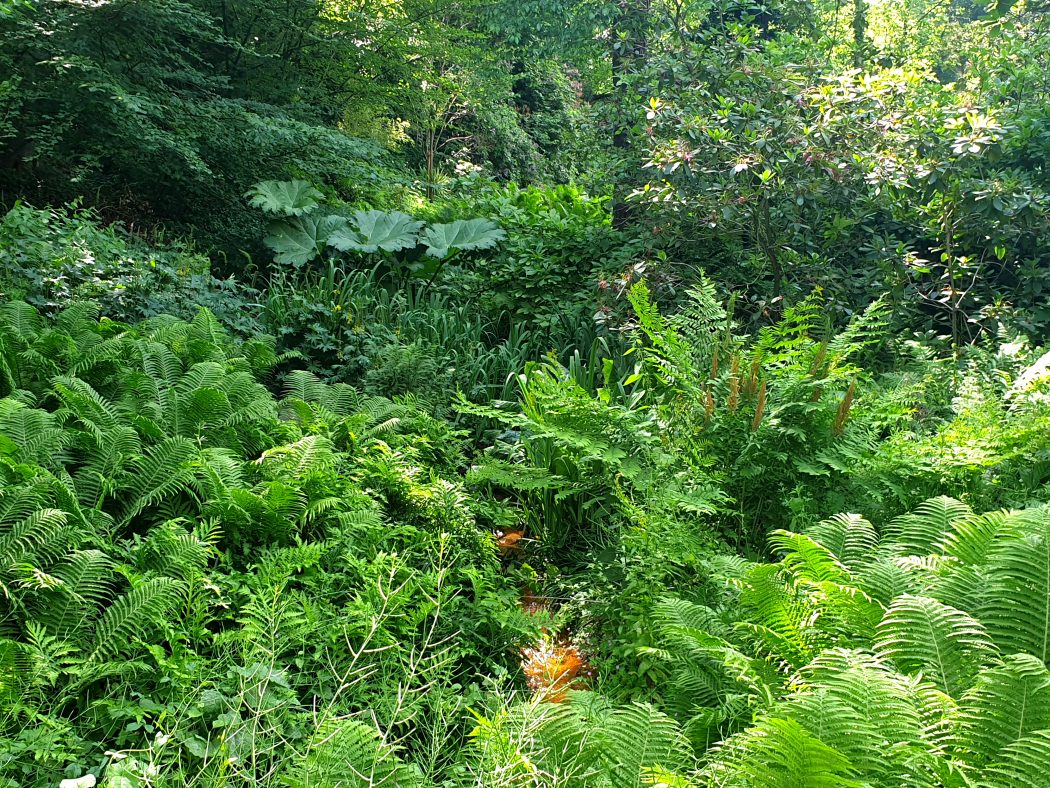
left=120, top=436, right=199, bottom=525
left=89, top=577, right=182, bottom=660
left=599, top=703, right=693, bottom=788
left=874, top=594, right=995, bottom=697
left=803, top=513, right=879, bottom=570
left=980, top=510, right=1050, bottom=662
left=286, top=717, right=423, bottom=787
left=31, top=549, right=113, bottom=637
left=980, top=729, right=1050, bottom=788
left=706, top=715, right=864, bottom=788
left=882, top=497, right=973, bottom=557
left=950, top=653, right=1050, bottom=769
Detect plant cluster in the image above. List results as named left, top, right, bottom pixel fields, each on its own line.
left=0, top=301, right=535, bottom=786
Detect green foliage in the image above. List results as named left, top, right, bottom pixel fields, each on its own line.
left=420, top=217, right=507, bottom=258
left=0, top=299, right=530, bottom=786
left=437, top=182, right=638, bottom=331
left=644, top=497, right=1050, bottom=786
left=466, top=693, right=693, bottom=787
left=247, top=181, right=325, bottom=218
left=253, top=181, right=506, bottom=278
left=0, top=203, right=262, bottom=335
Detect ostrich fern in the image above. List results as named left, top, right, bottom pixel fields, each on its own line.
left=649, top=498, right=1050, bottom=786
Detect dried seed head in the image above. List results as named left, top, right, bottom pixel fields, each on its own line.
left=833, top=379, right=857, bottom=436
left=751, top=379, right=767, bottom=432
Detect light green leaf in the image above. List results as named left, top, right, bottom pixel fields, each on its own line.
left=330, top=210, right=423, bottom=254
left=246, top=180, right=323, bottom=216
left=264, top=215, right=348, bottom=267
left=421, top=218, right=505, bottom=258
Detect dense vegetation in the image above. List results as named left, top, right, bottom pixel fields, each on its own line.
left=3, top=0, right=1050, bottom=785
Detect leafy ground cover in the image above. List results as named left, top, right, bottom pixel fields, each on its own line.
left=4, top=0, right=1050, bottom=785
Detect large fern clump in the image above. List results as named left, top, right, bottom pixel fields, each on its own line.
left=0, top=300, right=527, bottom=786
left=641, top=497, right=1050, bottom=786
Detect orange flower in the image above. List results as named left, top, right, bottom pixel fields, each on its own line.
left=522, top=639, right=589, bottom=703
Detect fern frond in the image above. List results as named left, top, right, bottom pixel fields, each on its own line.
left=980, top=511, right=1050, bottom=662
left=32, top=550, right=113, bottom=637
left=980, top=729, right=1050, bottom=788
left=599, top=703, right=693, bottom=788
left=287, top=717, right=422, bottom=787
left=89, top=577, right=182, bottom=660
left=874, top=595, right=995, bottom=697
left=950, top=653, right=1050, bottom=769
left=769, top=530, right=852, bottom=584
left=0, top=507, right=69, bottom=572
left=804, top=512, right=879, bottom=569
left=705, top=715, right=864, bottom=788
left=883, top=497, right=973, bottom=557
left=120, top=437, right=199, bottom=525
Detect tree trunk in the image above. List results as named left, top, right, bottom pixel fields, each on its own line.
left=610, top=0, right=650, bottom=230
left=852, top=0, right=867, bottom=69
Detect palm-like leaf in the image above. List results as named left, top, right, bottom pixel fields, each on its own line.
left=421, top=218, right=505, bottom=258
left=247, top=179, right=323, bottom=216
left=329, top=209, right=423, bottom=253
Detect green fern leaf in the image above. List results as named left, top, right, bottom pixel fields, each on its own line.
left=981, top=511, right=1050, bottom=662
left=951, top=653, right=1050, bottom=768
left=89, top=577, right=182, bottom=660
left=874, top=595, right=995, bottom=697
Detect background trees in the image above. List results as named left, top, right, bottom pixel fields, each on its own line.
left=6, top=1, right=1050, bottom=786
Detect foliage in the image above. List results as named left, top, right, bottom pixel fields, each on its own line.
left=436, top=182, right=642, bottom=331
left=0, top=300, right=533, bottom=786
left=7, top=0, right=1050, bottom=784
left=0, top=202, right=263, bottom=336
left=253, top=181, right=506, bottom=281
left=643, top=497, right=1050, bottom=786
left=636, top=2, right=1050, bottom=340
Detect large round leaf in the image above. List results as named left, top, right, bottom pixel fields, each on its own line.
left=329, top=210, right=423, bottom=254
left=247, top=180, right=323, bottom=216
left=264, top=215, right=348, bottom=267
left=421, top=218, right=506, bottom=258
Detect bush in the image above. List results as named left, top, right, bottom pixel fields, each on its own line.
left=0, top=202, right=263, bottom=336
